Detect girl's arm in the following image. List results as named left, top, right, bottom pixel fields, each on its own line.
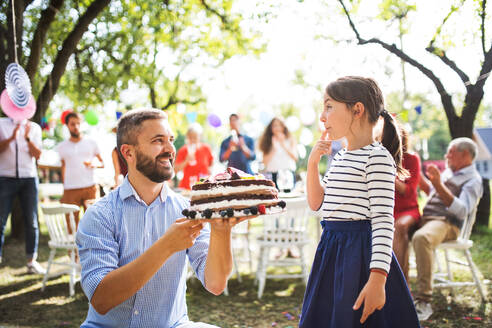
left=306, top=130, right=331, bottom=211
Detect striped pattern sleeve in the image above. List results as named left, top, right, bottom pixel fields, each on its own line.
left=366, top=148, right=396, bottom=273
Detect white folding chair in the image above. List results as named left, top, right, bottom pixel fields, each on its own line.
left=231, top=220, right=253, bottom=281
left=255, top=197, right=311, bottom=299
left=433, top=207, right=487, bottom=302
left=41, top=204, right=81, bottom=296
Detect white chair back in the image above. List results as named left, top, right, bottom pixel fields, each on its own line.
left=459, top=202, right=479, bottom=241
left=40, top=203, right=81, bottom=296
left=42, top=204, right=80, bottom=246
left=262, top=197, right=310, bottom=244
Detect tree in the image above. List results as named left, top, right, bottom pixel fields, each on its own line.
left=1, top=0, right=112, bottom=122
left=0, top=0, right=265, bottom=239
left=1, top=0, right=264, bottom=122
left=337, top=0, right=492, bottom=139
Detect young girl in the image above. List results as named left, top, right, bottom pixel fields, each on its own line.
left=300, top=76, right=420, bottom=327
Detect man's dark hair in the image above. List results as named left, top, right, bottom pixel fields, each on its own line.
left=116, top=108, right=168, bottom=161
left=229, top=113, right=239, bottom=120
left=65, top=112, right=81, bottom=125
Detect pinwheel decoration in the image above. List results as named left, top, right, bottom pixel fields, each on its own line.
left=1, top=63, right=36, bottom=121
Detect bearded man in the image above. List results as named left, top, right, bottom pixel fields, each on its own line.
left=76, top=109, right=240, bottom=328
left=56, top=112, right=104, bottom=228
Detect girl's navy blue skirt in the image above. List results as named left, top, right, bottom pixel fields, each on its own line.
left=300, top=220, right=420, bottom=328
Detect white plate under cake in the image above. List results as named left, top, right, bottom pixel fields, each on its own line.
left=182, top=167, right=286, bottom=219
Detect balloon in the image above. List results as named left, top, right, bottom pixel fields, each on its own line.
left=185, top=112, right=197, bottom=123
left=414, top=105, right=422, bottom=115
left=207, top=113, right=221, bottom=128
left=60, top=109, right=73, bottom=124
left=84, top=110, right=99, bottom=125
left=300, top=128, right=313, bottom=146
left=285, top=116, right=301, bottom=132
left=116, top=111, right=123, bottom=120
left=300, top=108, right=316, bottom=126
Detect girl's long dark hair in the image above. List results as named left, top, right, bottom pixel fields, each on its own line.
left=325, top=76, right=408, bottom=178
left=258, top=117, right=291, bottom=155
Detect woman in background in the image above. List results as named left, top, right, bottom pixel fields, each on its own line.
left=174, top=123, right=214, bottom=190
left=258, top=117, right=297, bottom=191
left=393, top=125, right=421, bottom=282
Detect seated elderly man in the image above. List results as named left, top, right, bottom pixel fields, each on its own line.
left=413, top=137, right=483, bottom=321
left=76, top=109, right=244, bottom=328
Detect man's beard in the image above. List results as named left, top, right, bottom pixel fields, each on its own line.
left=136, top=149, right=174, bottom=183
left=69, top=131, right=80, bottom=138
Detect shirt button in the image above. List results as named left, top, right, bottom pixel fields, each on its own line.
left=134, top=310, right=139, bottom=315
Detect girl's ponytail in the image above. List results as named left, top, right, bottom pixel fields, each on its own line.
left=380, top=110, right=409, bottom=179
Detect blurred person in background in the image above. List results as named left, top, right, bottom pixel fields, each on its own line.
left=219, top=114, right=256, bottom=174
left=174, top=123, right=214, bottom=190
left=0, top=118, right=44, bottom=274
left=412, top=137, right=483, bottom=320
left=258, top=117, right=297, bottom=191
left=56, top=112, right=104, bottom=231
left=393, top=125, right=421, bottom=283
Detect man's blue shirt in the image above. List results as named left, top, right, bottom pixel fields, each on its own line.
left=219, top=134, right=256, bottom=174
left=76, top=178, right=210, bottom=328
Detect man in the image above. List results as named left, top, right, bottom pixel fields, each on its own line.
left=76, top=109, right=242, bottom=327
left=56, top=112, right=104, bottom=227
left=0, top=117, right=45, bottom=274
left=413, top=137, right=483, bottom=321
left=219, top=113, right=256, bottom=174
left=174, top=123, right=214, bottom=189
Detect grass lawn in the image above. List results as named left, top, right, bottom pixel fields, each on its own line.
left=0, top=217, right=490, bottom=327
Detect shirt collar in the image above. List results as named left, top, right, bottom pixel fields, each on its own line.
left=119, top=176, right=169, bottom=204
left=453, top=164, right=475, bottom=176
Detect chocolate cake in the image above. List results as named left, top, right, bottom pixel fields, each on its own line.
left=182, top=167, right=286, bottom=219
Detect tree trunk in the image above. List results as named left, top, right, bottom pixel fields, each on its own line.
left=32, top=0, right=111, bottom=124
left=475, top=178, right=490, bottom=229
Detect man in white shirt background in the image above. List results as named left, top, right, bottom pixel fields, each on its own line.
left=0, top=117, right=45, bottom=274
left=56, top=112, right=104, bottom=230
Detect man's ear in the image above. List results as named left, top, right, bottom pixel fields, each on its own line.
left=353, top=102, right=366, bottom=119
left=120, top=144, right=134, bottom=165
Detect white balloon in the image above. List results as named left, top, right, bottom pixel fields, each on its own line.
left=300, top=108, right=316, bottom=126
left=300, top=128, right=313, bottom=145
left=297, top=144, right=306, bottom=159
left=285, top=116, right=301, bottom=132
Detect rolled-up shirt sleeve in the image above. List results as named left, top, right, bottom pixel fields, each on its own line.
left=76, top=204, right=119, bottom=301
left=186, top=224, right=210, bottom=287
left=447, top=177, right=483, bottom=221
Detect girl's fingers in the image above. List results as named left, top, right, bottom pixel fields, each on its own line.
left=352, top=291, right=364, bottom=310
left=321, top=129, right=329, bottom=141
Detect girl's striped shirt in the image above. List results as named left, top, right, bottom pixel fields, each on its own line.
left=320, top=142, right=396, bottom=273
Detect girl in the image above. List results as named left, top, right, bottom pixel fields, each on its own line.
left=300, top=76, right=420, bottom=327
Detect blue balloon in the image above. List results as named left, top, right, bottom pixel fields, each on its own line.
left=414, top=105, right=422, bottom=115
left=116, top=111, right=123, bottom=120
